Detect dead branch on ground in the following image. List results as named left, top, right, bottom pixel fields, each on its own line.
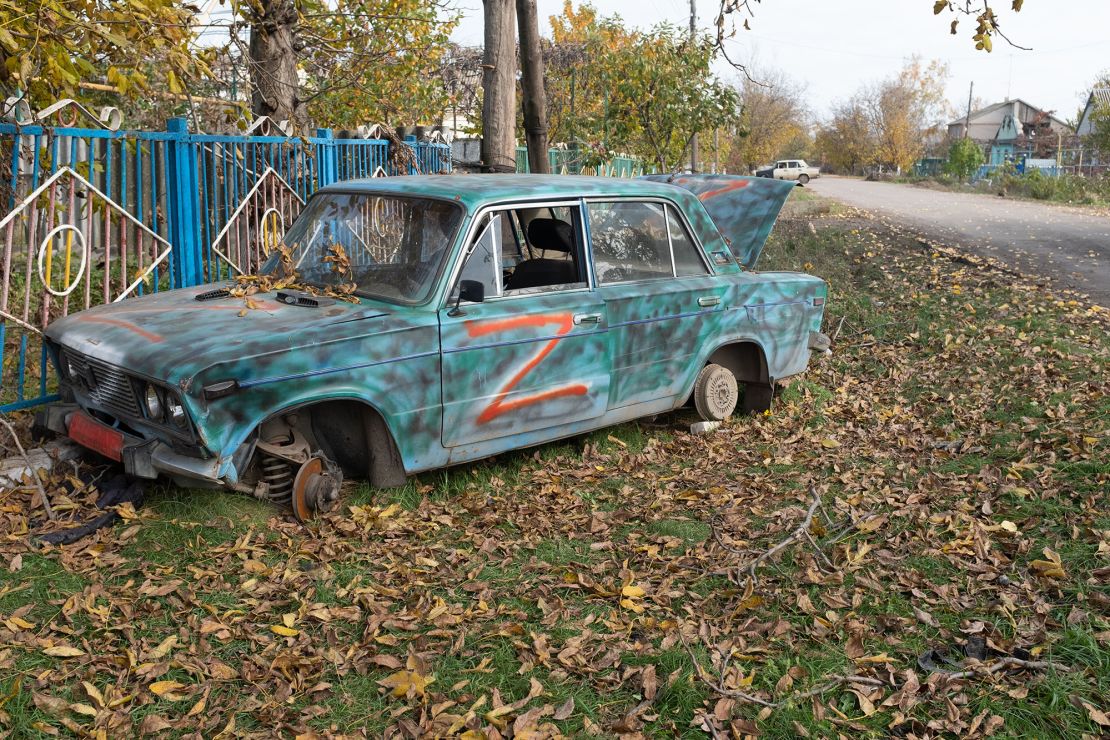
left=936, top=656, right=1073, bottom=681
left=737, top=486, right=829, bottom=586
left=679, top=628, right=884, bottom=709
left=681, top=628, right=1072, bottom=711
left=0, top=416, right=56, bottom=520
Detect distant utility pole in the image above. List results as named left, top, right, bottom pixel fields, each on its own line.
left=689, top=0, right=698, bottom=172
left=963, top=81, right=974, bottom=139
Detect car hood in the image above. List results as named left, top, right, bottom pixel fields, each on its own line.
left=45, top=285, right=400, bottom=387
left=642, top=174, right=795, bottom=269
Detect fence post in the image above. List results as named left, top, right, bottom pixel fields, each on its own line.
left=315, top=128, right=338, bottom=187
left=164, top=117, right=203, bottom=288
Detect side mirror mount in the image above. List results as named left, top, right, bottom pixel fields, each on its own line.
left=459, top=279, right=484, bottom=303
left=448, top=279, right=485, bottom=317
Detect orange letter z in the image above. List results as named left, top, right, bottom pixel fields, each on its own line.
left=466, top=313, right=589, bottom=425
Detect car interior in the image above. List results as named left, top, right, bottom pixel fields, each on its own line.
left=496, top=206, right=586, bottom=293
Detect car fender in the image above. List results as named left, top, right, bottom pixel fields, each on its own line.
left=212, top=389, right=427, bottom=480
left=676, top=334, right=772, bottom=403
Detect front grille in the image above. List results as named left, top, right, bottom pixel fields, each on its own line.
left=64, top=350, right=142, bottom=418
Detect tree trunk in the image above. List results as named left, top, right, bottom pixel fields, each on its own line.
left=249, top=0, right=308, bottom=130
left=481, top=0, right=517, bottom=173
left=516, top=0, right=549, bottom=174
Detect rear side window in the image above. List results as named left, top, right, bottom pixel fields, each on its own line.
left=587, top=202, right=672, bottom=284
left=668, top=206, right=708, bottom=276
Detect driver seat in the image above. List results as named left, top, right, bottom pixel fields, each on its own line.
left=506, top=218, right=578, bottom=290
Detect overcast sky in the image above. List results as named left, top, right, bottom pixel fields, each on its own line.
left=450, top=0, right=1110, bottom=124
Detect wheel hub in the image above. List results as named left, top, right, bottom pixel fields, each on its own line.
left=291, top=457, right=341, bottom=522
left=711, top=375, right=736, bottom=411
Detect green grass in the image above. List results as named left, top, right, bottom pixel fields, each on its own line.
left=2, top=197, right=1107, bottom=737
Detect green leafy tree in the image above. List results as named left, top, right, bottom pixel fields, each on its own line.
left=605, top=25, right=738, bottom=171
left=546, top=2, right=636, bottom=150
left=232, top=0, right=458, bottom=130
left=945, top=137, right=985, bottom=179
left=0, top=0, right=456, bottom=131
left=1083, top=72, right=1110, bottom=153
left=1091, top=106, right=1110, bottom=153
left=815, top=97, right=876, bottom=175
left=545, top=5, right=737, bottom=171
left=0, top=0, right=210, bottom=110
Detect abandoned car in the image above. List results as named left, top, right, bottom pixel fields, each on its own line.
left=37, top=174, right=829, bottom=520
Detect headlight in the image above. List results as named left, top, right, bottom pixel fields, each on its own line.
left=167, top=394, right=188, bottom=428
left=144, top=384, right=164, bottom=420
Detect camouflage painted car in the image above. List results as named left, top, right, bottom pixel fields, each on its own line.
left=37, top=174, right=829, bottom=519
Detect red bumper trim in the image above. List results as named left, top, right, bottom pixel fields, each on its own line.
left=68, top=411, right=125, bottom=462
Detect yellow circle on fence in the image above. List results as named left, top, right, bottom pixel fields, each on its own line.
left=259, top=208, right=284, bottom=256
left=37, top=224, right=87, bottom=298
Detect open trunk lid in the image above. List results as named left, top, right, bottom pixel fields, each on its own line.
left=643, top=174, right=795, bottom=269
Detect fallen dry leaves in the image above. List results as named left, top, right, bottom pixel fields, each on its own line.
left=0, top=204, right=1107, bottom=738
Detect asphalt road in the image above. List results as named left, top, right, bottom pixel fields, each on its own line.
left=808, top=176, right=1110, bottom=306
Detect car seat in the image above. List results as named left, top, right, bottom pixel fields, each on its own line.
left=505, top=218, right=579, bottom=290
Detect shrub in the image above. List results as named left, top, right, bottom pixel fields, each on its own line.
left=944, top=138, right=985, bottom=180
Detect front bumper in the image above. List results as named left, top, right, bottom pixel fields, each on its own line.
left=35, top=404, right=223, bottom=484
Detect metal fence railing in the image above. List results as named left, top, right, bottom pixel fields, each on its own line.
left=0, top=114, right=450, bottom=412
left=515, top=146, right=645, bottom=177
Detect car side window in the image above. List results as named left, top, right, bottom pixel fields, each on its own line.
left=456, top=214, right=502, bottom=301
left=504, top=204, right=586, bottom=294
left=588, top=201, right=672, bottom=284
left=498, top=211, right=524, bottom=269
left=667, top=205, right=708, bottom=276
left=454, top=205, right=588, bottom=301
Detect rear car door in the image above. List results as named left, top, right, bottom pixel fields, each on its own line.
left=439, top=202, right=611, bottom=449
left=586, top=199, right=722, bottom=410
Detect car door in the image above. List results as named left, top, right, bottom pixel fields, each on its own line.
left=439, top=202, right=611, bottom=449
left=587, top=199, right=723, bottom=410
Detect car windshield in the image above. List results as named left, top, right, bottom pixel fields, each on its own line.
left=260, top=192, right=464, bottom=304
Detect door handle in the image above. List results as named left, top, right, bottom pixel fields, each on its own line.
left=697, top=296, right=720, bottom=307
left=573, top=313, right=603, bottom=325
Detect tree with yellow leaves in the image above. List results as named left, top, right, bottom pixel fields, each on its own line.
left=727, top=68, right=811, bottom=174
left=864, top=58, right=951, bottom=174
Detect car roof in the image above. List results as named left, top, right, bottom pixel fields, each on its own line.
left=317, top=174, right=688, bottom=209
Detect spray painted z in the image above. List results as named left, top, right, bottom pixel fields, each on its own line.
left=37, top=174, right=829, bottom=520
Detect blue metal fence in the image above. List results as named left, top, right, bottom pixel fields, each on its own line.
left=0, top=117, right=450, bottom=412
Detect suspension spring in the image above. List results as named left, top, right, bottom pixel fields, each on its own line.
left=260, top=452, right=294, bottom=504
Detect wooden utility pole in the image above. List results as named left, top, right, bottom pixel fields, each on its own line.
left=517, top=0, right=550, bottom=174
left=963, top=81, right=974, bottom=139
left=481, top=0, right=517, bottom=173
left=689, top=0, right=698, bottom=172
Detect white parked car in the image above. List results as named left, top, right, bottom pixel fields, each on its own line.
left=754, top=159, right=821, bottom=184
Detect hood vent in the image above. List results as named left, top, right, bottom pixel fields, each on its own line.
left=195, top=287, right=231, bottom=302
left=276, top=290, right=335, bottom=308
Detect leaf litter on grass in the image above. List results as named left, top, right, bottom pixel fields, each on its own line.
left=0, top=201, right=1107, bottom=738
